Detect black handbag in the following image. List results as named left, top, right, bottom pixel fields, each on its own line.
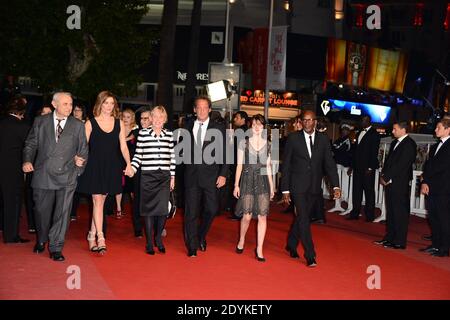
left=167, top=191, right=176, bottom=219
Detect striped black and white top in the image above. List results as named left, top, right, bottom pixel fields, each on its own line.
left=131, top=127, right=176, bottom=176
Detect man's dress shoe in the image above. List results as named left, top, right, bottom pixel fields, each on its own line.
left=33, top=242, right=45, bottom=253
left=50, top=252, right=65, bottom=262
left=285, top=245, right=299, bottom=259
left=306, top=257, right=317, bottom=267
left=199, top=240, right=207, bottom=252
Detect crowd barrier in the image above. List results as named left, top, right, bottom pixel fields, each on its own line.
left=322, top=166, right=427, bottom=221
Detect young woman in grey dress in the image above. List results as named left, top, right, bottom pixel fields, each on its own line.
left=233, top=114, right=275, bottom=262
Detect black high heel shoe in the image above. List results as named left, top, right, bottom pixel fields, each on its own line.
left=157, top=246, right=166, bottom=254
left=146, top=245, right=155, bottom=255
left=236, top=245, right=244, bottom=254
left=254, top=249, right=266, bottom=262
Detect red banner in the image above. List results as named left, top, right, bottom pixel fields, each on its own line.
left=252, top=28, right=269, bottom=89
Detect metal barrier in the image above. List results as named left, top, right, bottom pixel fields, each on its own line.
left=322, top=167, right=427, bottom=222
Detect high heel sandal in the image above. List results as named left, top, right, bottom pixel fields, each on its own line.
left=97, top=232, right=107, bottom=254
left=87, top=231, right=98, bottom=252
left=254, top=248, right=266, bottom=262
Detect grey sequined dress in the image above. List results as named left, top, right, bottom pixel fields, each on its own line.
left=235, top=140, right=270, bottom=218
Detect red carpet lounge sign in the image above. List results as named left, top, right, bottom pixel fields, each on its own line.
left=240, top=90, right=299, bottom=108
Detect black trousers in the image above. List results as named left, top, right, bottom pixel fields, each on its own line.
left=350, top=169, right=376, bottom=220
left=24, top=173, right=36, bottom=230
left=309, top=188, right=325, bottom=221
left=426, top=194, right=450, bottom=253
left=287, top=192, right=320, bottom=260
left=131, top=170, right=143, bottom=235
left=384, top=184, right=410, bottom=247
left=33, top=186, right=76, bottom=253
left=184, top=184, right=219, bottom=251
left=0, top=178, right=23, bottom=242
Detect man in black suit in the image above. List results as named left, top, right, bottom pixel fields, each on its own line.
left=183, top=96, right=228, bottom=257
left=0, top=98, right=30, bottom=243
left=347, top=115, right=380, bottom=221
left=420, top=118, right=450, bottom=257
left=281, top=110, right=341, bottom=267
left=374, top=122, right=417, bottom=249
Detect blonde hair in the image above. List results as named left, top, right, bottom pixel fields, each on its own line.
left=93, top=91, right=120, bottom=119
left=151, top=105, right=168, bottom=124
left=121, top=108, right=136, bottom=128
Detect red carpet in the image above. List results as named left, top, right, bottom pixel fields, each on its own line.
left=1, top=201, right=449, bottom=300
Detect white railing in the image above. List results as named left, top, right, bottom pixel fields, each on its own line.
left=322, top=167, right=427, bottom=221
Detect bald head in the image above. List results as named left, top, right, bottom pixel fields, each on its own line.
left=51, top=92, right=73, bottom=118
left=301, top=110, right=317, bottom=134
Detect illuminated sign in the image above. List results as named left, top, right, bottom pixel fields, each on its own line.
left=321, top=99, right=392, bottom=124
left=240, top=89, right=299, bottom=108
left=176, top=71, right=209, bottom=82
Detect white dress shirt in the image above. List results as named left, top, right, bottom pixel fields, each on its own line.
left=193, top=117, right=210, bottom=146
left=358, top=126, right=371, bottom=144
left=53, top=111, right=67, bottom=142
left=303, top=130, right=316, bottom=158
left=393, top=134, right=408, bottom=151
left=435, top=136, right=450, bottom=155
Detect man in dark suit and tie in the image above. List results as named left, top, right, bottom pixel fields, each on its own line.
left=281, top=110, right=341, bottom=267
left=347, top=115, right=380, bottom=221
left=420, top=118, right=450, bottom=257
left=183, top=96, right=228, bottom=257
left=0, top=98, right=30, bottom=243
left=23, top=92, right=88, bottom=261
left=374, top=122, right=417, bottom=249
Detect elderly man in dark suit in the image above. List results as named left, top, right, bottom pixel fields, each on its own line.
left=183, top=96, right=228, bottom=257
left=347, top=115, right=381, bottom=222
left=0, top=98, right=30, bottom=243
left=374, top=122, right=417, bottom=249
left=420, top=118, right=450, bottom=257
left=23, top=92, right=88, bottom=261
left=281, top=110, right=341, bottom=267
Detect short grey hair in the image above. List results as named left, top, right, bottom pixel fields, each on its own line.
left=52, top=92, right=73, bottom=103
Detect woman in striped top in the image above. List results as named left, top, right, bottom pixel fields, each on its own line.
left=128, top=106, right=175, bottom=255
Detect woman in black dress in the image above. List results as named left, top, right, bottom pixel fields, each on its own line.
left=77, top=91, right=132, bottom=254
left=114, top=108, right=138, bottom=219
left=128, top=106, right=175, bottom=255
left=233, top=114, right=275, bottom=262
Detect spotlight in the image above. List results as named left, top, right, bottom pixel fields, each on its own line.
left=206, top=80, right=236, bottom=102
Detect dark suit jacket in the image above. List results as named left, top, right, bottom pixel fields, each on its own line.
left=23, top=114, right=88, bottom=190
left=422, top=138, right=450, bottom=196
left=0, top=115, right=30, bottom=181
left=352, top=127, right=381, bottom=172
left=280, top=130, right=339, bottom=194
left=183, top=118, right=229, bottom=188
left=381, top=136, right=417, bottom=191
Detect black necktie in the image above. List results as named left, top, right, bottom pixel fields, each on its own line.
left=196, top=122, right=203, bottom=148
left=392, top=139, right=399, bottom=151
left=56, top=118, right=64, bottom=141
left=309, top=135, right=313, bottom=158
left=435, top=140, right=443, bottom=155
